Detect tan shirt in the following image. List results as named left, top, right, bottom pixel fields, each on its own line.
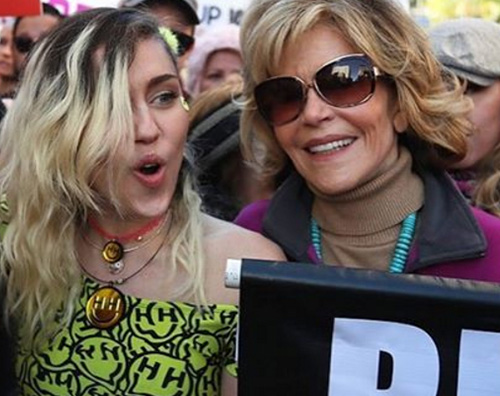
left=312, top=147, right=424, bottom=271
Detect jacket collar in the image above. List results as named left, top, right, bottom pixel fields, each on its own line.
left=263, top=172, right=314, bottom=262
left=406, top=167, right=486, bottom=271
left=263, top=167, right=487, bottom=270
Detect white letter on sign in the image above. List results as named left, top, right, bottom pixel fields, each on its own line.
left=458, top=329, right=500, bottom=395
left=328, top=318, right=439, bottom=395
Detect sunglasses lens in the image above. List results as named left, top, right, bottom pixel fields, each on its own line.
left=315, top=57, right=375, bottom=108
left=173, top=31, right=194, bottom=56
left=14, top=36, right=34, bottom=54
left=255, top=56, right=379, bottom=126
left=255, top=77, right=304, bottom=126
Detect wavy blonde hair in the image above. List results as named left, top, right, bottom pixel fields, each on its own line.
left=0, top=8, right=205, bottom=338
left=239, top=0, right=473, bottom=177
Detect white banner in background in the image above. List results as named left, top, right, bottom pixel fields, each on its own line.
left=197, top=0, right=250, bottom=26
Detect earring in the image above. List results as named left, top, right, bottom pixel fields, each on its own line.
left=393, top=111, right=408, bottom=133
left=180, top=96, right=190, bottom=112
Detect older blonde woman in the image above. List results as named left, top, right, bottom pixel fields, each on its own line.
left=0, top=8, right=284, bottom=395
left=235, top=0, right=500, bottom=280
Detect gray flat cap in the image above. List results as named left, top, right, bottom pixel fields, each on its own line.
left=429, top=18, right=500, bottom=86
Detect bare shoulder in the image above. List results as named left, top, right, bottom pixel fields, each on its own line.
left=201, top=214, right=286, bottom=306
left=202, top=214, right=286, bottom=261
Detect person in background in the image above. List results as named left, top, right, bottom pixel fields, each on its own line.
left=0, top=8, right=284, bottom=395
left=12, top=2, right=63, bottom=81
left=430, top=18, right=500, bottom=217
left=186, top=24, right=243, bottom=98
left=120, top=0, right=199, bottom=70
left=0, top=25, right=16, bottom=98
left=188, top=80, right=276, bottom=220
left=235, top=0, right=500, bottom=280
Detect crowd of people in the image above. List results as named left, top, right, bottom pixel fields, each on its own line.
left=0, top=0, right=500, bottom=394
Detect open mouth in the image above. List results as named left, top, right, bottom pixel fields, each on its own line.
left=134, top=161, right=165, bottom=189
left=139, top=163, right=161, bottom=175
left=308, top=138, right=356, bottom=154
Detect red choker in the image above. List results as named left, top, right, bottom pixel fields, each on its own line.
left=88, top=215, right=165, bottom=243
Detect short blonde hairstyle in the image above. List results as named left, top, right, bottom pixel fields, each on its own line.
left=240, top=0, right=472, bottom=177
left=0, top=8, right=205, bottom=338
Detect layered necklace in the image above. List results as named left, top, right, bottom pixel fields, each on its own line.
left=80, top=212, right=172, bottom=329
left=85, top=214, right=168, bottom=274
left=310, top=212, right=417, bottom=273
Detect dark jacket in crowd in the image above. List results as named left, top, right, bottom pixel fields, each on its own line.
left=235, top=167, right=500, bottom=282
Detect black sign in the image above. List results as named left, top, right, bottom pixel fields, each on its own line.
left=236, top=259, right=500, bottom=396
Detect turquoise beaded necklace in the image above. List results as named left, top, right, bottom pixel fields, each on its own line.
left=310, top=212, right=417, bottom=273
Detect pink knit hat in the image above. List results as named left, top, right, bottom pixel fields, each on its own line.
left=186, top=24, right=241, bottom=97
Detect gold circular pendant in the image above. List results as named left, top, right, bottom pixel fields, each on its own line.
left=86, top=286, right=126, bottom=329
left=102, top=241, right=124, bottom=263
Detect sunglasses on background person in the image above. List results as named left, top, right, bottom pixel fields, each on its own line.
left=172, top=30, right=194, bottom=57
left=254, top=54, right=385, bottom=126
left=13, top=36, right=35, bottom=54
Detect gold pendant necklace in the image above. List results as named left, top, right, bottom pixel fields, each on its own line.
left=102, top=241, right=125, bottom=274
left=81, top=214, right=172, bottom=330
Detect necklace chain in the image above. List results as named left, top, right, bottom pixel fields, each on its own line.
left=79, top=214, right=173, bottom=286
left=310, top=212, right=417, bottom=273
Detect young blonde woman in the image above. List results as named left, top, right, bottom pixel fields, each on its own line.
left=0, top=8, right=284, bottom=395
